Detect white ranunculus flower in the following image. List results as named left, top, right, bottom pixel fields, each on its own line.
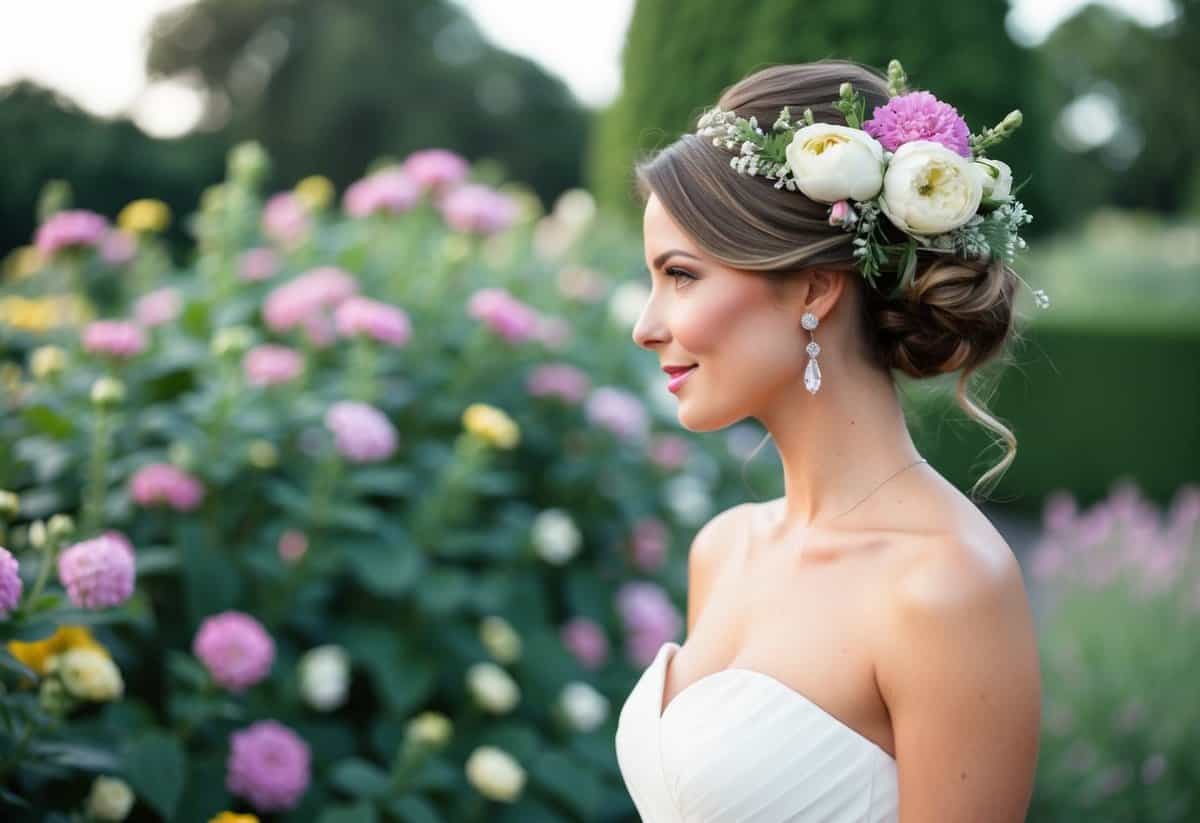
left=479, top=616, right=523, bottom=664
left=466, top=661, right=520, bottom=714
left=298, top=644, right=351, bottom=711
left=784, top=123, right=885, bottom=204
left=972, top=157, right=1013, bottom=204
left=85, top=775, right=135, bottom=821
left=531, top=508, right=582, bottom=565
left=878, top=140, right=983, bottom=237
left=559, top=681, right=610, bottom=733
left=465, top=745, right=526, bottom=803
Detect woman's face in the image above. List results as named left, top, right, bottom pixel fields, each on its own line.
left=633, top=192, right=810, bottom=431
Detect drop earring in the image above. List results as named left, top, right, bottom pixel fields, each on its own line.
left=801, top=312, right=821, bottom=394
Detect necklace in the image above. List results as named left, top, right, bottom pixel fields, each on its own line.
left=821, top=457, right=929, bottom=525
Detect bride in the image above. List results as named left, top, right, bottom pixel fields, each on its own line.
left=615, top=58, right=1042, bottom=822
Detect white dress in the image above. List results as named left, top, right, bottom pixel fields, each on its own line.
left=615, top=640, right=899, bottom=822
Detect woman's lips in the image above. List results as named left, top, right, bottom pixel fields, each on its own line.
left=667, top=366, right=698, bottom=392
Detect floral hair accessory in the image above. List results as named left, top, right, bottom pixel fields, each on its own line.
left=695, top=59, right=1048, bottom=309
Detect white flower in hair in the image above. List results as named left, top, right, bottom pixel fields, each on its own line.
left=877, top=140, right=983, bottom=236
left=784, top=123, right=885, bottom=204
left=972, top=157, right=1013, bottom=204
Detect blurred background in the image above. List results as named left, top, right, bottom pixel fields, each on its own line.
left=0, top=0, right=1197, bottom=820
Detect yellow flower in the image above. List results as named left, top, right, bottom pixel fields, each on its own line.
left=0, top=294, right=91, bottom=332
left=294, top=175, right=335, bottom=212
left=3, top=245, right=45, bottom=281
left=209, top=813, right=260, bottom=823
left=461, top=403, right=520, bottom=449
left=8, top=625, right=107, bottom=677
left=30, top=344, right=68, bottom=379
left=118, top=198, right=171, bottom=234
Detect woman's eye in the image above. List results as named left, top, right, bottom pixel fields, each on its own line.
left=666, top=267, right=696, bottom=286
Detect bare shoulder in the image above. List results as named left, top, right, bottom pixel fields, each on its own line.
left=876, top=526, right=1043, bottom=821
left=684, top=502, right=755, bottom=633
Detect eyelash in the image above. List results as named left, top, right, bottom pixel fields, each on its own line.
left=665, top=267, right=697, bottom=286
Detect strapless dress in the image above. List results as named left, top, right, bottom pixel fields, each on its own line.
left=615, top=640, right=899, bottom=822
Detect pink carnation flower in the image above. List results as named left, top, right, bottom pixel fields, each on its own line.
left=401, top=148, right=470, bottom=195
left=82, top=320, right=147, bottom=359
left=342, top=167, right=422, bottom=218
left=226, top=720, right=311, bottom=812
left=560, top=616, right=609, bottom=670
left=239, top=247, right=281, bottom=282
left=467, top=287, right=541, bottom=344
left=262, top=266, right=358, bottom=340
left=585, top=386, right=649, bottom=443
left=243, top=344, right=304, bottom=387
left=129, top=463, right=205, bottom=511
left=324, top=401, right=398, bottom=463
left=134, top=287, right=182, bottom=328
left=334, top=296, right=412, bottom=347
left=193, top=610, right=275, bottom=692
left=56, top=531, right=136, bottom=609
left=262, top=191, right=311, bottom=248
left=862, top=90, right=972, bottom=158
left=34, top=209, right=110, bottom=257
left=437, top=183, right=519, bottom=235
left=526, top=363, right=590, bottom=404
left=0, top=547, right=23, bottom=618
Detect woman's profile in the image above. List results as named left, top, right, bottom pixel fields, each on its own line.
left=614, top=58, right=1043, bottom=822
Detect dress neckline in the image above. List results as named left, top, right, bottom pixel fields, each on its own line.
left=655, top=640, right=896, bottom=762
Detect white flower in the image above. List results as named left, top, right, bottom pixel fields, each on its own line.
left=465, top=745, right=526, bottom=803
left=85, top=775, right=135, bottom=821
left=479, top=616, right=523, bottom=664
left=877, top=140, right=983, bottom=236
left=972, top=157, right=1013, bottom=204
left=466, top=661, right=520, bottom=714
left=55, top=647, right=123, bottom=702
left=559, top=681, right=610, bottom=732
left=298, top=644, right=351, bottom=711
left=664, top=474, right=712, bottom=526
left=608, top=281, right=650, bottom=330
left=531, top=508, right=582, bottom=565
left=784, top=123, right=886, bottom=204
left=406, top=710, right=453, bottom=748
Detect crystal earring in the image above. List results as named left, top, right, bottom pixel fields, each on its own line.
left=801, top=312, right=821, bottom=394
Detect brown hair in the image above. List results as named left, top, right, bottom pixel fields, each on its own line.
left=633, top=59, right=1023, bottom=501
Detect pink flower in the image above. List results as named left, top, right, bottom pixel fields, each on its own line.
left=34, top=209, right=110, bottom=257
left=56, top=531, right=136, bottom=609
left=437, top=183, right=519, bottom=235
left=324, top=401, right=398, bottom=463
left=99, top=229, right=137, bottom=265
left=526, top=363, right=590, bottom=404
left=615, top=581, right=682, bottom=665
left=827, top=199, right=857, bottom=228
left=586, top=387, right=649, bottom=443
left=334, top=296, right=412, bottom=347
left=467, top=287, right=541, bottom=343
left=262, top=192, right=311, bottom=247
left=342, top=167, right=421, bottom=218
left=129, top=463, right=205, bottom=511
left=239, top=247, right=281, bottom=282
left=630, top=517, right=669, bottom=572
left=243, top=344, right=304, bottom=387
left=560, top=617, right=609, bottom=670
left=134, top=287, right=182, bottom=328
left=0, top=547, right=23, bottom=618
left=226, top=720, right=310, bottom=812
left=194, top=610, right=275, bottom=692
left=648, top=434, right=690, bottom=470
left=278, top=529, right=308, bottom=564
left=263, top=266, right=358, bottom=337
left=82, top=320, right=147, bottom=358
left=401, top=148, right=470, bottom=195
left=862, top=90, right=972, bottom=158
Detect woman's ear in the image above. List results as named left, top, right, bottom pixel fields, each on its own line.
left=779, top=268, right=849, bottom=326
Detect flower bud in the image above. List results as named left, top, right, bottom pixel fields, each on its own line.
left=29, top=519, right=47, bottom=548
left=90, top=377, right=126, bottom=408
left=298, top=644, right=351, bottom=712
left=479, top=616, right=522, bottom=664
left=47, top=513, right=74, bottom=542
left=30, top=345, right=68, bottom=379
left=465, top=661, right=520, bottom=714
left=558, top=681, right=610, bottom=733
left=0, top=490, right=18, bottom=520
left=211, top=326, right=254, bottom=357
left=294, top=175, right=335, bottom=212
left=406, top=710, right=453, bottom=749
left=247, top=440, right=279, bottom=469
left=464, top=745, right=525, bottom=803
left=85, top=775, right=135, bottom=821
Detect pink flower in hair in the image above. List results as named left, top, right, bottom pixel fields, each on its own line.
left=862, top=90, right=972, bottom=157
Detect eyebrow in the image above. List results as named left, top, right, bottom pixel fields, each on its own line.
left=651, top=249, right=701, bottom=271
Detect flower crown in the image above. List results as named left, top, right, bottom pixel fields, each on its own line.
left=695, top=59, right=1049, bottom=309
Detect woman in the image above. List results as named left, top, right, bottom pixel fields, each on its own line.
left=614, top=58, right=1043, bottom=822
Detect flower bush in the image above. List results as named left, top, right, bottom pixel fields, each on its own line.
left=0, top=142, right=754, bottom=821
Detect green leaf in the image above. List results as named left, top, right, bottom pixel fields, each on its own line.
left=123, top=730, right=187, bottom=820
left=330, top=757, right=393, bottom=799
left=414, top=569, right=472, bottom=618
left=317, top=800, right=379, bottom=823
left=385, top=794, right=441, bottom=823
left=29, top=741, right=120, bottom=772
left=345, top=538, right=425, bottom=597
left=0, top=649, right=40, bottom=681
left=134, top=547, right=180, bottom=575
left=528, top=748, right=602, bottom=821
left=22, top=404, right=74, bottom=439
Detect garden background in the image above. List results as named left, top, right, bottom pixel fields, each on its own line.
left=0, top=0, right=1197, bottom=820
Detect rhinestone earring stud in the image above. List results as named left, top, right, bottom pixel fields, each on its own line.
left=801, top=312, right=821, bottom=394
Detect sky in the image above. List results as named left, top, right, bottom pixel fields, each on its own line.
left=0, top=0, right=1179, bottom=138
